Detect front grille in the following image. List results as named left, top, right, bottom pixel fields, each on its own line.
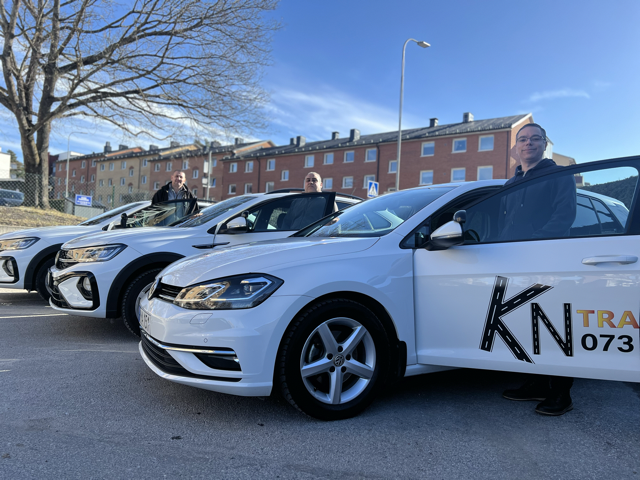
left=141, top=333, right=240, bottom=382
left=157, top=282, right=182, bottom=302
left=55, top=249, right=78, bottom=270
left=47, top=273, right=70, bottom=308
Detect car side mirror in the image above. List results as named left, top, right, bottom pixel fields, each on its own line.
left=219, top=216, right=248, bottom=234
left=425, top=210, right=467, bottom=251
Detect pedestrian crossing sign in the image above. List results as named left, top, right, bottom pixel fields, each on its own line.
left=367, top=181, right=379, bottom=198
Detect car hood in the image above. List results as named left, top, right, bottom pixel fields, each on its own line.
left=160, top=237, right=380, bottom=287
left=62, top=226, right=195, bottom=248
left=0, top=224, right=100, bottom=243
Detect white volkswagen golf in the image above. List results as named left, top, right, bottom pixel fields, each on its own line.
left=137, top=157, right=640, bottom=420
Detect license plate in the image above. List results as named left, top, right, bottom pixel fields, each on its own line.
left=140, top=309, right=151, bottom=331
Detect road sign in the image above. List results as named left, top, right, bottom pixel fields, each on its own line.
left=367, top=181, right=379, bottom=198
left=75, top=194, right=92, bottom=206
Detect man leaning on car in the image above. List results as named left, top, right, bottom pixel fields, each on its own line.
left=152, top=170, right=199, bottom=216
left=500, top=122, right=577, bottom=416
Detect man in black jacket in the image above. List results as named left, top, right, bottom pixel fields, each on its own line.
left=500, top=123, right=576, bottom=416
left=151, top=170, right=199, bottom=219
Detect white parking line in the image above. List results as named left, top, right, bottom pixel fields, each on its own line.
left=0, top=313, right=69, bottom=319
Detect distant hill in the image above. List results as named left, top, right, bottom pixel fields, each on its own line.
left=580, top=176, right=637, bottom=208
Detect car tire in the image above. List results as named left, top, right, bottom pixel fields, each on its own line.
left=277, top=298, right=390, bottom=421
left=35, top=257, right=55, bottom=302
left=121, top=268, right=162, bottom=337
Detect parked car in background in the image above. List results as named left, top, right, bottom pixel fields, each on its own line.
left=135, top=157, right=640, bottom=420
left=0, top=199, right=199, bottom=300
left=47, top=191, right=362, bottom=336
left=0, top=188, right=24, bottom=207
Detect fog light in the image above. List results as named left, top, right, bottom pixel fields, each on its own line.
left=5, top=260, right=14, bottom=276
left=82, top=277, right=91, bottom=291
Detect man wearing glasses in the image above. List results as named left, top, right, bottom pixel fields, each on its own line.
left=500, top=123, right=577, bottom=416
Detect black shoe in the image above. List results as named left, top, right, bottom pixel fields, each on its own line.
left=535, top=393, right=573, bottom=416
left=502, top=378, right=550, bottom=401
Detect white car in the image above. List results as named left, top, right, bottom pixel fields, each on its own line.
left=136, top=157, right=640, bottom=420
left=0, top=199, right=199, bottom=300
left=48, top=191, right=361, bottom=335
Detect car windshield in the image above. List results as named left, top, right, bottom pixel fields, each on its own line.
left=78, top=202, right=146, bottom=226
left=174, top=195, right=255, bottom=227
left=295, top=187, right=455, bottom=238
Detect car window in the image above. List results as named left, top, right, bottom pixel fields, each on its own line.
left=78, top=202, right=146, bottom=226
left=175, top=195, right=254, bottom=227
left=462, top=165, right=636, bottom=244
left=244, top=193, right=333, bottom=232
left=296, top=187, right=455, bottom=238
left=120, top=200, right=196, bottom=228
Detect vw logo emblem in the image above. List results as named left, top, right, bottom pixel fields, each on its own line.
left=333, top=354, right=345, bottom=367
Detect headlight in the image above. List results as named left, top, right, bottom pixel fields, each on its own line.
left=64, top=244, right=126, bottom=263
left=0, top=237, right=39, bottom=251
left=173, top=274, right=283, bottom=310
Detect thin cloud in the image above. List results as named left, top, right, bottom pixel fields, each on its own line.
left=528, top=89, right=590, bottom=102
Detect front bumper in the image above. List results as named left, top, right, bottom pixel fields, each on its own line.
left=0, top=256, right=20, bottom=285
left=138, top=292, right=310, bottom=397
left=47, top=266, right=100, bottom=311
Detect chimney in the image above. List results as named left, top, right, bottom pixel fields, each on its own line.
left=462, top=112, right=474, bottom=123
left=170, top=141, right=180, bottom=148
left=331, top=131, right=340, bottom=140
left=349, top=129, right=360, bottom=142
left=234, top=137, right=243, bottom=145
left=429, top=118, right=438, bottom=128
left=118, top=144, right=128, bottom=151
left=104, top=142, right=112, bottom=153
left=289, top=138, right=295, bottom=145
left=210, top=140, right=221, bottom=147
left=149, top=144, right=159, bottom=151
left=296, top=135, right=306, bottom=147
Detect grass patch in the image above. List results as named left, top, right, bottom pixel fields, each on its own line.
left=0, top=206, right=86, bottom=227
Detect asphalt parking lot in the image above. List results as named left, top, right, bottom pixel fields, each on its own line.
left=1, top=288, right=639, bottom=480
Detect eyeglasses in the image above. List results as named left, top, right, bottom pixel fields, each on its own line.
left=516, top=135, right=545, bottom=144
left=305, top=178, right=319, bottom=183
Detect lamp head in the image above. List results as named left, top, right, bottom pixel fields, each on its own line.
left=417, top=41, right=430, bottom=48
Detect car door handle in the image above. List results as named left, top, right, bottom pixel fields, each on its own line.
left=582, top=255, right=638, bottom=266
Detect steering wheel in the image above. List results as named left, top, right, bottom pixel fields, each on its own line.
left=465, top=229, right=481, bottom=242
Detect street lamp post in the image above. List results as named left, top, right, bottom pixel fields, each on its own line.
left=65, top=131, right=86, bottom=198
left=395, top=39, right=430, bottom=193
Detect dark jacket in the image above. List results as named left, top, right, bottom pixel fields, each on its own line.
left=499, top=159, right=576, bottom=241
left=151, top=182, right=199, bottom=212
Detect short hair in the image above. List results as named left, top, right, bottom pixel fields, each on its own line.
left=517, top=123, right=547, bottom=141
left=172, top=170, right=186, bottom=177
left=305, top=171, right=322, bottom=182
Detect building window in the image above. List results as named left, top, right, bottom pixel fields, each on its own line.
left=99, top=179, right=104, bottom=187
left=59, top=163, right=64, bottom=171
left=91, top=160, right=96, bottom=167
left=141, top=175, right=147, bottom=184
left=244, top=183, right=252, bottom=194
left=81, top=160, right=86, bottom=168
left=109, top=163, right=114, bottom=171
left=143, top=159, right=148, bottom=167
left=323, top=153, right=334, bottom=165
left=72, top=169, right=76, bottom=177
left=452, top=138, right=467, bottom=153
left=129, top=168, right=134, bottom=177
left=281, top=170, right=289, bottom=181
left=120, top=177, right=125, bottom=186
left=265, top=181, right=274, bottom=192
left=153, top=182, right=160, bottom=189
left=98, top=195, right=102, bottom=202
left=57, top=192, right=61, bottom=199
left=53, top=166, right=56, bottom=173
left=121, top=161, right=126, bottom=169
left=100, top=164, right=105, bottom=171
left=192, top=188, right=197, bottom=197
left=388, top=160, right=397, bottom=173
left=119, top=194, right=123, bottom=202
left=182, top=160, right=189, bottom=169
left=90, top=174, right=95, bottom=182
left=245, top=161, right=254, bottom=173
left=212, top=158, right=217, bottom=167
left=324, top=178, right=333, bottom=190
left=420, top=170, right=434, bottom=185
left=478, top=166, right=493, bottom=180
left=365, top=149, right=376, bottom=162
left=421, top=142, right=435, bottom=156
left=128, top=185, right=133, bottom=193
left=266, top=159, right=275, bottom=171
left=107, top=195, right=111, bottom=203
left=166, top=162, right=172, bottom=171
left=479, top=135, right=494, bottom=152
left=229, top=184, right=236, bottom=194
left=344, top=151, right=354, bottom=163
left=154, top=163, right=160, bottom=172
left=230, top=163, right=237, bottom=173
left=193, top=169, right=199, bottom=179
left=71, top=184, right=75, bottom=192
left=451, top=168, right=466, bottom=182
left=305, top=155, right=314, bottom=168
left=108, top=179, right=113, bottom=186
left=58, top=178, right=62, bottom=185
left=80, top=175, right=85, bottom=183
left=211, top=178, right=216, bottom=188
left=363, top=175, right=375, bottom=188
left=89, top=190, right=94, bottom=196
left=342, top=176, right=353, bottom=188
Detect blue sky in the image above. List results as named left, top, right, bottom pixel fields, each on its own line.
left=1, top=0, right=639, bottom=164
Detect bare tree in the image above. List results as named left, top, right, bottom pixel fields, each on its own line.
left=0, top=0, right=278, bottom=207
